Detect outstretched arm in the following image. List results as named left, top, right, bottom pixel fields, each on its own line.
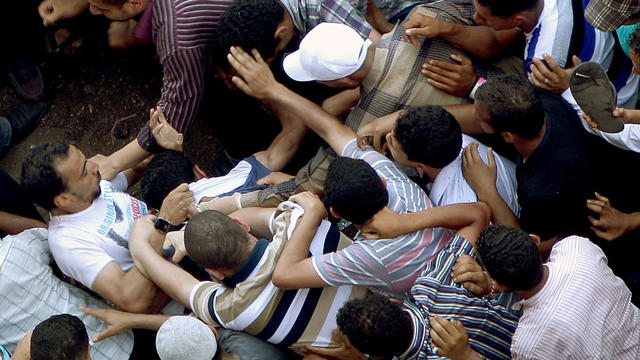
left=227, top=47, right=355, bottom=155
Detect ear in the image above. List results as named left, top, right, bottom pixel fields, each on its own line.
left=206, top=268, right=226, bottom=281
left=379, top=176, right=387, bottom=189
left=193, top=164, right=208, bottom=180
left=511, top=13, right=527, bottom=27
left=329, top=207, right=341, bottom=219
left=53, top=193, right=70, bottom=209
left=529, top=233, right=541, bottom=246
left=274, top=22, right=289, bottom=40
left=499, top=132, right=515, bottom=143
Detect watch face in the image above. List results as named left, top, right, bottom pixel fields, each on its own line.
left=154, top=217, right=171, bottom=233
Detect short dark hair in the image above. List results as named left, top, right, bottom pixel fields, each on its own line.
left=185, top=210, right=252, bottom=271
left=140, top=150, right=195, bottom=210
left=476, top=74, right=545, bottom=139
left=475, top=0, right=538, bottom=18
left=99, top=0, right=127, bottom=6
left=20, top=141, right=71, bottom=211
left=476, top=225, right=543, bottom=291
left=337, top=295, right=412, bottom=358
left=218, top=0, right=285, bottom=61
left=628, top=27, right=640, bottom=57
left=394, top=105, right=462, bottom=168
left=31, top=314, right=89, bottom=360
left=325, top=157, right=388, bottom=225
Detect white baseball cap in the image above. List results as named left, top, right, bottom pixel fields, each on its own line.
left=155, top=316, right=218, bottom=360
left=284, top=22, right=373, bottom=82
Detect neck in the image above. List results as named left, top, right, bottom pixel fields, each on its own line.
left=422, top=166, right=442, bottom=182
left=519, top=0, right=544, bottom=33
left=514, top=119, right=546, bottom=162
left=50, top=202, right=92, bottom=216
left=515, top=265, right=549, bottom=300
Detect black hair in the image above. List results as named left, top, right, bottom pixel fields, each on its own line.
left=31, top=314, right=89, bottom=360
left=475, top=74, right=545, bottom=139
left=476, top=225, right=543, bottom=291
left=337, top=295, right=412, bottom=358
left=475, top=0, right=539, bottom=18
left=324, top=157, right=388, bottom=225
left=218, top=0, right=286, bottom=62
left=628, top=27, right=640, bottom=57
left=20, top=141, right=71, bottom=211
left=184, top=210, right=252, bottom=271
left=140, top=150, right=195, bottom=210
left=394, top=105, right=462, bottom=168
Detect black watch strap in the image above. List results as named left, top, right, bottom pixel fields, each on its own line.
left=154, top=217, right=183, bottom=233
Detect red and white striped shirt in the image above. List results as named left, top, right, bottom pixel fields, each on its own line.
left=511, top=236, right=640, bottom=359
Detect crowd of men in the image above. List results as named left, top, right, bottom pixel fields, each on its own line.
left=2, top=0, right=640, bottom=358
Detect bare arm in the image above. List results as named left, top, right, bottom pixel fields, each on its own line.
left=91, top=261, right=167, bottom=314
left=253, top=111, right=308, bottom=172
left=367, top=202, right=491, bottom=243
left=462, top=143, right=519, bottom=227
left=81, top=307, right=171, bottom=342
left=129, top=216, right=200, bottom=308
left=272, top=192, right=329, bottom=290
left=228, top=47, right=356, bottom=155
left=321, top=88, right=361, bottom=117
left=443, top=104, right=484, bottom=135
left=228, top=207, right=277, bottom=239
left=0, top=212, right=47, bottom=235
left=403, top=12, right=521, bottom=59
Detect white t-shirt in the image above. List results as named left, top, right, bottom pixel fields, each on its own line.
left=511, top=236, right=640, bottom=359
left=429, top=134, right=519, bottom=215
left=48, top=174, right=148, bottom=288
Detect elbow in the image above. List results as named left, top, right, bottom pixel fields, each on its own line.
left=272, top=266, right=295, bottom=290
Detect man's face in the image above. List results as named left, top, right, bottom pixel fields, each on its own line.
left=630, top=49, right=640, bottom=75
left=472, top=0, right=516, bottom=31
left=385, top=130, right=413, bottom=168
left=473, top=100, right=495, bottom=134
left=88, top=0, right=142, bottom=21
left=56, top=145, right=102, bottom=206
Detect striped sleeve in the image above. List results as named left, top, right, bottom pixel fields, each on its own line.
left=137, top=46, right=207, bottom=151
left=312, top=241, right=391, bottom=288
left=189, top=281, right=225, bottom=327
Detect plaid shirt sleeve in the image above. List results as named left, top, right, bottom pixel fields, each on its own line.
left=303, top=0, right=372, bottom=39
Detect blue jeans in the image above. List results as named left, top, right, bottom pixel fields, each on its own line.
left=0, top=116, right=11, bottom=153
left=216, top=329, right=287, bottom=360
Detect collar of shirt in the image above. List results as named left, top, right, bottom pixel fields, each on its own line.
left=230, top=238, right=270, bottom=287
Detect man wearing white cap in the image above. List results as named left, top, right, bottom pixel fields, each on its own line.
left=222, top=2, right=495, bottom=210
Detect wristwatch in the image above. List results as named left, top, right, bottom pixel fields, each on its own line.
left=154, top=216, right=183, bottom=234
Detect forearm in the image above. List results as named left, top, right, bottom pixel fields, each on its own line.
left=438, top=23, right=507, bottom=59
left=254, top=114, right=308, bottom=171
left=393, top=202, right=490, bottom=235
left=623, top=212, right=640, bottom=234
left=267, top=84, right=355, bottom=154
left=475, top=188, right=519, bottom=227
left=103, top=140, right=151, bottom=180
left=124, top=313, right=172, bottom=331
left=444, top=104, right=483, bottom=135
left=0, top=211, right=47, bottom=235
left=272, top=214, right=322, bottom=288
left=321, top=88, right=360, bottom=117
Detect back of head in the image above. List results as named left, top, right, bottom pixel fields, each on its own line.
left=156, top=316, right=217, bottom=360
left=394, top=105, right=462, bottom=168
left=325, top=157, right=388, bottom=225
left=20, top=141, right=70, bottom=211
left=628, top=27, right=640, bottom=57
left=218, top=0, right=285, bottom=61
left=477, top=225, right=543, bottom=291
left=476, top=74, right=544, bottom=139
left=31, top=314, right=89, bottom=360
left=337, top=295, right=412, bottom=358
left=141, top=150, right=195, bottom=210
left=185, top=210, right=251, bottom=271
left=475, top=0, right=538, bottom=18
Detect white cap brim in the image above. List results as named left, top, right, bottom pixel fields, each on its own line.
left=283, top=50, right=317, bottom=82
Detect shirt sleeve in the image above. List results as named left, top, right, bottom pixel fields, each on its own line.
left=189, top=281, right=224, bottom=327
left=318, top=0, right=372, bottom=39
left=137, top=46, right=207, bottom=152
left=48, top=229, right=116, bottom=289
left=312, top=241, right=391, bottom=289
left=109, top=172, right=129, bottom=192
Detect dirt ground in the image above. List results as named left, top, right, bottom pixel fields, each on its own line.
left=0, top=19, right=221, bottom=216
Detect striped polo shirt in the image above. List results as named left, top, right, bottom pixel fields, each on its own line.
left=312, top=139, right=449, bottom=294
left=189, top=202, right=370, bottom=351
left=404, top=235, right=520, bottom=359
left=137, top=0, right=232, bottom=151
